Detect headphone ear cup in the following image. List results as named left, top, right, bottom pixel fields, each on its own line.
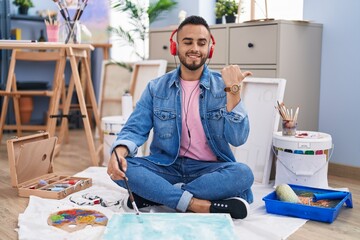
left=170, top=40, right=177, bottom=56
left=208, top=45, right=214, bottom=59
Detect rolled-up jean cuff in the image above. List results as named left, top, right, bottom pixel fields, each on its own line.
left=176, top=190, right=193, bottom=212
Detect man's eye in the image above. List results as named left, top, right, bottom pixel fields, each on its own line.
left=184, top=42, right=192, bottom=45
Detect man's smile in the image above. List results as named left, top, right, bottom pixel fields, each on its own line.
left=186, top=52, right=201, bottom=59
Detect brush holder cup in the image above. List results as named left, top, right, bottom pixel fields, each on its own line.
left=60, top=21, right=81, bottom=44
left=282, top=120, right=297, bottom=136
left=46, top=25, right=59, bottom=42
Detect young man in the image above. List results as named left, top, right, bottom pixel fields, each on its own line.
left=107, top=15, right=254, bottom=219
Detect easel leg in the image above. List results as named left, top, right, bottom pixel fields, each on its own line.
left=58, top=75, right=75, bottom=145
left=67, top=51, right=99, bottom=166
left=47, top=49, right=67, bottom=138
left=60, top=76, right=69, bottom=144
left=81, top=57, right=102, bottom=141
left=11, top=75, right=22, bottom=136
left=0, top=50, right=18, bottom=142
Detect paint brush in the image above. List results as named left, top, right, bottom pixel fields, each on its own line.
left=294, top=107, right=299, bottom=123
left=59, top=0, right=71, bottom=22
left=52, top=0, right=76, bottom=43
left=65, top=0, right=88, bottom=43
left=113, top=149, right=142, bottom=218
left=52, top=0, right=70, bottom=22
left=77, top=0, right=88, bottom=21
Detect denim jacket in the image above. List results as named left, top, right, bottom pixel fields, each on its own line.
left=112, top=65, right=249, bottom=165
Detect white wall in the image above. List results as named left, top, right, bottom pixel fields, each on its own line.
left=304, top=0, right=360, bottom=167
left=239, top=0, right=303, bottom=22
left=150, top=0, right=214, bottom=28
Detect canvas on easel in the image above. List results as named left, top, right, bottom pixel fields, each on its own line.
left=231, top=78, right=286, bottom=184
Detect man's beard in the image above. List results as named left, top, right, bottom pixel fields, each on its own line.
left=179, top=52, right=207, bottom=71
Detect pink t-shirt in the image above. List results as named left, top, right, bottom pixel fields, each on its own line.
left=179, top=79, right=217, bottom=161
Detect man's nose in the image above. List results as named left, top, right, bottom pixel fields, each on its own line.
left=190, top=44, right=200, bottom=52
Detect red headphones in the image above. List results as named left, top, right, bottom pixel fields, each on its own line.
left=169, top=29, right=216, bottom=59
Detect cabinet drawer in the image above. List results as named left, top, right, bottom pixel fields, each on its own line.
left=229, top=24, right=278, bottom=64
left=149, top=31, right=175, bottom=63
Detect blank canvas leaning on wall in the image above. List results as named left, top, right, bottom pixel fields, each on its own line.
left=231, top=78, right=286, bottom=184
left=98, top=61, right=132, bottom=118
left=129, top=60, right=168, bottom=106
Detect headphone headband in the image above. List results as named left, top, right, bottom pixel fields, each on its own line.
left=169, top=29, right=215, bottom=58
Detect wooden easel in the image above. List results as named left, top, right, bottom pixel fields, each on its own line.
left=57, top=46, right=103, bottom=164
left=0, top=49, right=65, bottom=138
left=0, top=42, right=102, bottom=166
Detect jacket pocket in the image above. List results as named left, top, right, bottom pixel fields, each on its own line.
left=154, top=109, right=176, bottom=139
left=206, top=108, right=224, bottom=139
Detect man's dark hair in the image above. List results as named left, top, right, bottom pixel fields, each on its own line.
left=177, top=15, right=211, bottom=33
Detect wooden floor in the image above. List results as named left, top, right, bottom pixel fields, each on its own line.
left=0, top=130, right=359, bottom=239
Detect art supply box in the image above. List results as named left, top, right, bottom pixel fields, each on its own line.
left=263, top=184, right=353, bottom=223
left=7, top=132, right=92, bottom=199
left=273, top=131, right=332, bottom=188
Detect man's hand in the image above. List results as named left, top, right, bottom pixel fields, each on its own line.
left=107, top=145, right=128, bottom=180
left=221, top=65, right=252, bottom=88
left=221, top=65, right=252, bottom=112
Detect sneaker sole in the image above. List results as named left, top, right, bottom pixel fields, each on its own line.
left=226, top=197, right=250, bottom=219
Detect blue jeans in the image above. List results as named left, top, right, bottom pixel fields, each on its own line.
left=113, top=157, right=254, bottom=212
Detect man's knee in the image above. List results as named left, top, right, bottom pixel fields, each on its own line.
left=233, top=163, right=254, bottom=187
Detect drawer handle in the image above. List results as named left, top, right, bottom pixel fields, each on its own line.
left=248, top=43, right=254, bottom=48
left=163, top=45, right=168, bottom=50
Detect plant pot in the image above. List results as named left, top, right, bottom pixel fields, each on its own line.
left=216, top=17, right=223, bottom=24
left=19, top=97, right=33, bottom=124
left=225, top=15, right=236, bottom=23
left=18, top=6, right=29, bottom=15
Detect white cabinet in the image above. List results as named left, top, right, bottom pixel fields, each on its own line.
left=149, top=20, right=323, bottom=131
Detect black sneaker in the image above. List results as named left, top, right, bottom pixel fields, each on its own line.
left=210, top=197, right=250, bottom=219
left=127, top=193, right=161, bottom=209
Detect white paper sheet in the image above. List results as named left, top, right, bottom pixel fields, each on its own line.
left=17, top=167, right=307, bottom=240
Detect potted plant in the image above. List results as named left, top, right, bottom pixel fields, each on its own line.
left=109, top=0, right=177, bottom=63
left=215, top=0, right=225, bottom=24
left=215, top=0, right=238, bottom=23
left=12, top=0, right=34, bottom=15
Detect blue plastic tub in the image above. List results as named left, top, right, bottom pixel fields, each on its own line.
left=262, top=184, right=353, bottom=223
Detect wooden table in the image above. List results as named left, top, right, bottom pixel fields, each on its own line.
left=0, top=42, right=102, bottom=166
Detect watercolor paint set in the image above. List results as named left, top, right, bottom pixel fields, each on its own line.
left=262, top=184, right=353, bottom=223
left=7, top=132, right=92, bottom=199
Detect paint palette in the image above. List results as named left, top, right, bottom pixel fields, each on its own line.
left=103, top=213, right=236, bottom=240
left=48, top=209, right=108, bottom=233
